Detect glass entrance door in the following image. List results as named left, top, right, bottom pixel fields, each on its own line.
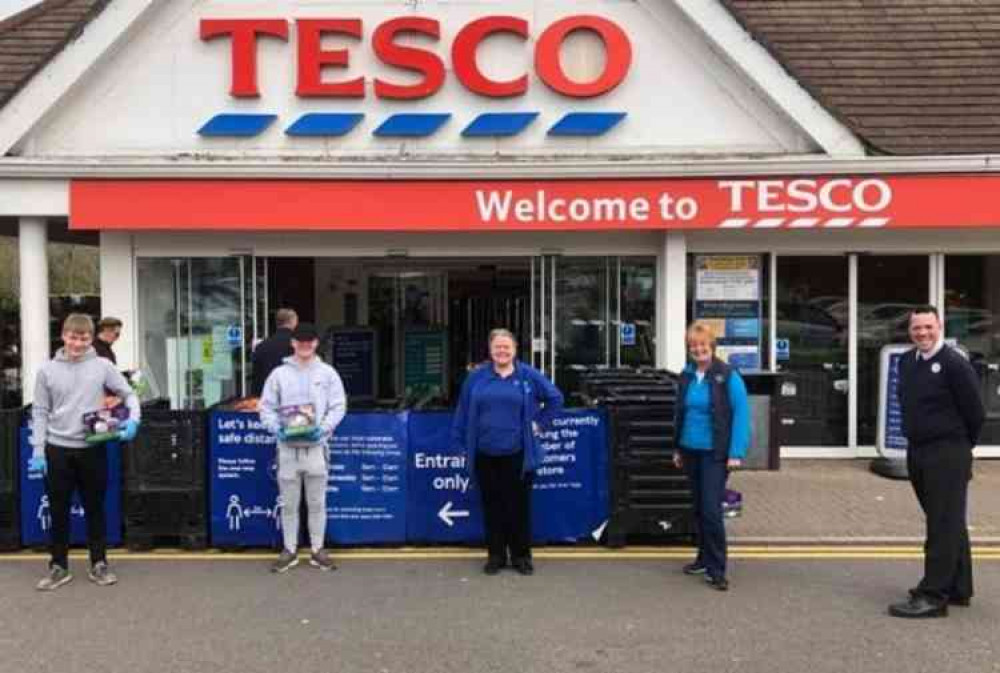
left=137, top=256, right=255, bottom=409
left=531, top=256, right=657, bottom=401
left=775, top=256, right=849, bottom=446
left=367, top=271, right=447, bottom=404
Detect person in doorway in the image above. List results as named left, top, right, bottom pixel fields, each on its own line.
left=259, top=323, right=346, bottom=573
left=672, top=321, right=749, bottom=592
left=251, top=308, right=298, bottom=397
left=28, top=314, right=141, bottom=591
left=93, top=317, right=122, bottom=365
left=889, top=305, right=984, bottom=618
left=451, top=328, right=564, bottom=576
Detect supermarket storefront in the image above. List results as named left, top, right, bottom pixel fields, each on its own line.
left=2, top=1, right=1000, bottom=458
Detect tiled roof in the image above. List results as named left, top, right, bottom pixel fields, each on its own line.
left=3, top=1, right=1000, bottom=156
left=724, top=0, right=1000, bottom=155
left=0, top=0, right=109, bottom=110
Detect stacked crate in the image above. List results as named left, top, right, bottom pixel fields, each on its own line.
left=0, top=408, right=20, bottom=550
left=579, top=369, right=692, bottom=547
left=123, top=407, right=207, bottom=549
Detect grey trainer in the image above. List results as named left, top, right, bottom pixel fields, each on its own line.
left=36, top=565, right=73, bottom=592
left=88, top=561, right=118, bottom=586
left=309, top=549, right=337, bottom=571
left=271, top=549, right=299, bottom=573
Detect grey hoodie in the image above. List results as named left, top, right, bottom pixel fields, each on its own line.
left=259, top=356, right=347, bottom=448
left=31, top=347, right=140, bottom=457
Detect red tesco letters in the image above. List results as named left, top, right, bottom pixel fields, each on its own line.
left=200, top=15, right=632, bottom=100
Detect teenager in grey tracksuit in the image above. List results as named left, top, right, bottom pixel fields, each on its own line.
left=259, top=323, right=346, bottom=572
left=30, top=314, right=140, bottom=591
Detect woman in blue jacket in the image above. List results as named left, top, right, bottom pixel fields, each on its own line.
left=451, top=329, right=564, bottom=576
left=672, top=321, right=750, bottom=591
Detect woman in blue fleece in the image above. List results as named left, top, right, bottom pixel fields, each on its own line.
left=451, top=329, right=564, bottom=576
left=672, top=321, right=750, bottom=591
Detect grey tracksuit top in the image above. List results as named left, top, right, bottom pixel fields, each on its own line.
left=30, top=347, right=140, bottom=456
left=259, top=356, right=347, bottom=448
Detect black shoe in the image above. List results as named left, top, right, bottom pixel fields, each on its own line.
left=483, top=559, right=504, bottom=576
left=683, top=562, right=708, bottom=576
left=910, top=587, right=970, bottom=608
left=888, top=595, right=947, bottom=618
left=513, top=558, right=534, bottom=576
left=705, top=575, right=729, bottom=591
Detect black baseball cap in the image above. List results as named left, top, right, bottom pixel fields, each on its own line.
left=291, top=323, right=320, bottom=342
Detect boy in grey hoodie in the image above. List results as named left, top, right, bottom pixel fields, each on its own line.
left=259, top=323, right=346, bottom=572
left=30, top=314, right=141, bottom=591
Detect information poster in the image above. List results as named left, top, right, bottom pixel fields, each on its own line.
left=406, top=410, right=608, bottom=544
left=328, top=328, right=377, bottom=400
left=877, top=344, right=911, bottom=460
left=694, top=255, right=764, bottom=370
left=403, top=329, right=447, bottom=398
left=209, top=411, right=408, bottom=547
left=327, top=412, right=408, bottom=544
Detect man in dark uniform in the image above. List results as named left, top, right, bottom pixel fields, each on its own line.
left=889, top=305, right=984, bottom=618
left=250, top=308, right=298, bottom=396
left=93, top=317, right=122, bottom=364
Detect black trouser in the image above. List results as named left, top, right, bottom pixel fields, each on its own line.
left=907, top=439, right=973, bottom=605
left=44, top=443, right=109, bottom=569
left=681, top=450, right=729, bottom=580
left=475, top=451, right=533, bottom=563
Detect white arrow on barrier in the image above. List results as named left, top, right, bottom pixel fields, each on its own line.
left=438, top=501, right=470, bottom=528
left=592, top=519, right=608, bottom=542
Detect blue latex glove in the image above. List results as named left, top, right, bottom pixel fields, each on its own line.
left=277, top=428, right=290, bottom=443
left=304, top=428, right=324, bottom=443
left=119, top=419, right=140, bottom=442
left=28, top=456, right=47, bottom=476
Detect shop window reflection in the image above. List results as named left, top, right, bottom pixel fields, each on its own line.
left=945, top=255, right=1000, bottom=445
left=857, top=255, right=929, bottom=445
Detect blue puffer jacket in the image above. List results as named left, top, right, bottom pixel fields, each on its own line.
left=450, top=361, right=564, bottom=475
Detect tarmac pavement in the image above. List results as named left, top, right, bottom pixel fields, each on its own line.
left=2, top=459, right=999, bottom=673
left=1, top=552, right=998, bottom=673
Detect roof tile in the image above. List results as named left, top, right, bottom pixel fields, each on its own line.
left=0, top=0, right=110, bottom=110
left=724, top=0, right=1000, bottom=154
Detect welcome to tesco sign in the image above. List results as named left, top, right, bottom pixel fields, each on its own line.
left=200, top=15, right=633, bottom=100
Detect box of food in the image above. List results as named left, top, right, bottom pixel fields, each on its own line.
left=279, top=404, right=317, bottom=439
left=83, top=404, right=130, bottom=444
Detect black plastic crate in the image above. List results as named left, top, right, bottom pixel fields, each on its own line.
left=0, top=492, right=17, bottom=550
left=124, top=490, right=207, bottom=550
left=0, top=408, right=20, bottom=550
left=125, top=409, right=206, bottom=491
left=0, top=407, right=20, bottom=494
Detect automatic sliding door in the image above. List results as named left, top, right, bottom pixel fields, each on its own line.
left=555, top=257, right=615, bottom=395
left=137, top=257, right=253, bottom=409
left=776, top=256, right=848, bottom=446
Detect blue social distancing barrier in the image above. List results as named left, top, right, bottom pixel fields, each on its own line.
left=406, top=411, right=484, bottom=543
left=19, top=426, right=123, bottom=547
left=210, top=412, right=410, bottom=546
left=210, top=409, right=609, bottom=547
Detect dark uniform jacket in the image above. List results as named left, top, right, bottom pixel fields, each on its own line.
left=898, top=344, right=984, bottom=447
left=250, top=328, right=293, bottom=397
left=93, top=337, right=116, bottom=365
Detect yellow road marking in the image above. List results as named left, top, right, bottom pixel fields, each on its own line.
left=1, top=547, right=999, bottom=562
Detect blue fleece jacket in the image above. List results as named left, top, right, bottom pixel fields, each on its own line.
left=678, top=363, right=750, bottom=460
left=450, top=361, right=564, bottom=474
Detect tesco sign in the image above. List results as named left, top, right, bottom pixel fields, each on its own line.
left=200, top=15, right=633, bottom=100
